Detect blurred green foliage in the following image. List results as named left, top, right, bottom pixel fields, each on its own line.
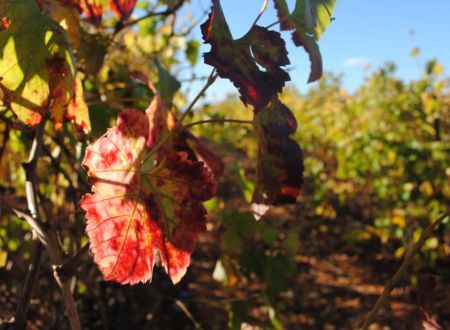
left=195, top=58, right=449, bottom=266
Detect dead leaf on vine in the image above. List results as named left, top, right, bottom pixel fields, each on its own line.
left=252, top=98, right=303, bottom=219
left=201, top=0, right=290, bottom=109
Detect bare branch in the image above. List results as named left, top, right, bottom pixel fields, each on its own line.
left=17, top=115, right=82, bottom=330
left=251, top=0, right=269, bottom=28
left=360, top=211, right=450, bottom=329
left=10, top=239, right=42, bottom=329
left=184, top=118, right=253, bottom=128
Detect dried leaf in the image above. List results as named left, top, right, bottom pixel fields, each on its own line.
left=252, top=98, right=303, bottom=219
left=80, top=109, right=216, bottom=284
left=201, top=0, right=290, bottom=109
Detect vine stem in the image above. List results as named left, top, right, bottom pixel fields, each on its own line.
left=179, top=69, right=218, bottom=123
left=14, top=114, right=82, bottom=330
left=184, top=118, right=253, bottom=128
left=251, top=0, right=270, bottom=28
left=360, top=211, right=449, bottom=329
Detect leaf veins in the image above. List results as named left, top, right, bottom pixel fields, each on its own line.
left=80, top=109, right=217, bottom=284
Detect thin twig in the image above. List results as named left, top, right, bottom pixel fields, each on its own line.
left=57, top=244, right=90, bottom=279
left=360, top=211, right=450, bottom=329
left=184, top=118, right=253, bottom=128
left=179, top=70, right=218, bottom=123
left=265, top=20, right=281, bottom=29
left=251, top=0, right=269, bottom=28
left=114, top=0, right=184, bottom=35
left=11, top=238, right=42, bottom=328
left=174, top=299, right=201, bottom=328
left=13, top=209, right=50, bottom=248
left=42, top=144, right=79, bottom=206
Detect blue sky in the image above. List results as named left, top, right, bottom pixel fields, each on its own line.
left=182, top=0, right=450, bottom=102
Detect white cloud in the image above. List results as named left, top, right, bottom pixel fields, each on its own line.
left=343, top=57, right=371, bottom=67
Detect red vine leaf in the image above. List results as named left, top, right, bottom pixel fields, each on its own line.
left=145, top=89, right=224, bottom=178
left=130, top=70, right=177, bottom=153
left=80, top=0, right=103, bottom=27
left=80, top=109, right=217, bottom=284
left=109, top=0, right=136, bottom=21
left=201, top=0, right=290, bottom=109
left=252, top=98, right=303, bottom=219
left=181, top=130, right=225, bottom=178
left=131, top=70, right=224, bottom=177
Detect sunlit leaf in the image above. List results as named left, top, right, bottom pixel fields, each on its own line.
left=67, top=73, right=91, bottom=133
left=185, top=39, right=200, bottom=66
left=80, top=109, right=216, bottom=284
left=155, top=61, right=180, bottom=107
left=274, top=0, right=336, bottom=82
left=0, top=0, right=75, bottom=128
left=46, top=0, right=82, bottom=50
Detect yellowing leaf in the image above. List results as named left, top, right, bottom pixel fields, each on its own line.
left=67, top=73, right=91, bottom=133
left=0, top=0, right=75, bottom=128
left=46, top=0, right=81, bottom=50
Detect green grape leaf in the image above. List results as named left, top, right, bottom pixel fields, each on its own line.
left=185, top=40, right=200, bottom=66
left=274, top=0, right=336, bottom=82
left=155, top=61, right=180, bottom=107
